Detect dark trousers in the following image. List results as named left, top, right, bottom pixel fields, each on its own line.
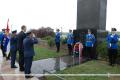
left=18, top=50, right=24, bottom=70
left=108, top=49, right=117, bottom=65
left=86, top=47, right=94, bottom=59
left=1, top=46, right=6, bottom=57
left=67, top=44, right=73, bottom=55
left=24, top=57, right=33, bottom=74
left=11, top=50, right=17, bottom=67
left=56, top=42, right=60, bottom=52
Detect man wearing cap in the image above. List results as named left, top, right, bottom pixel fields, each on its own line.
left=10, top=30, right=18, bottom=68
left=107, top=28, right=119, bottom=66
left=85, top=29, right=96, bottom=60
left=0, top=29, right=6, bottom=57
left=67, top=30, right=74, bottom=55
left=23, top=31, right=38, bottom=78
left=55, top=29, right=61, bottom=53
left=17, top=25, right=26, bottom=71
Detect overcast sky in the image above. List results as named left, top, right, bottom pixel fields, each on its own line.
left=0, top=0, right=120, bottom=32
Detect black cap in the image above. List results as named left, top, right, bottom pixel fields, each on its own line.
left=12, top=30, right=17, bottom=34
left=26, top=31, right=32, bottom=36
left=111, top=28, right=117, bottom=31
left=2, top=28, right=5, bottom=31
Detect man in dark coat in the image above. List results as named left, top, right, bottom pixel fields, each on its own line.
left=17, top=25, right=26, bottom=71
left=23, top=31, right=38, bottom=78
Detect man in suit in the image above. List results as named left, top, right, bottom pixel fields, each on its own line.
left=17, top=25, right=26, bottom=71
left=107, top=28, right=119, bottom=66
left=10, top=30, right=18, bottom=68
left=23, top=31, right=38, bottom=78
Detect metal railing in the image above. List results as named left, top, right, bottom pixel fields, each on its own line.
left=43, top=70, right=66, bottom=80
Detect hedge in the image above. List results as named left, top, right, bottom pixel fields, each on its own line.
left=96, top=41, right=120, bottom=63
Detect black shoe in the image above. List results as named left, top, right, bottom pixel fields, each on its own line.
left=20, top=68, right=24, bottom=71
left=6, top=57, right=10, bottom=60
left=25, top=76, right=33, bottom=79
left=11, top=65, right=18, bottom=68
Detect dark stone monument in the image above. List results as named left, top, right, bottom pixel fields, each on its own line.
left=77, top=0, right=107, bottom=30
left=73, top=0, right=108, bottom=59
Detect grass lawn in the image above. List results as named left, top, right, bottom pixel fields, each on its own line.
left=47, top=60, right=120, bottom=80
left=33, top=45, right=67, bottom=60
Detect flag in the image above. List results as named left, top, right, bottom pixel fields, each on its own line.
left=6, top=18, right=10, bottom=35
left=5, top=18, right=10, bottom=57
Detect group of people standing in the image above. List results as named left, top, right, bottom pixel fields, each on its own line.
left=55, top=29, right=96, bottom=58
left=55, top=28, right=119, bottom=66
left=0, top=25, right=38, bottom=78
left=0, top=26, right=119, bottom=78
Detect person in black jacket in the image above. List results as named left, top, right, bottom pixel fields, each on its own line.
left=17, top=25, right=26, bottom=71
left=23, top=31, right=38, bottom=78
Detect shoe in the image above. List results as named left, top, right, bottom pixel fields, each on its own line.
left=6, top=57, right=10, bottom=60
left=25, top=76, right=33, bottom=79
left=11, top=65, right=18, bottom=68
left=20, top=67, right=24, bottom=71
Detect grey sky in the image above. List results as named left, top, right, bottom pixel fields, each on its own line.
left=0, top=0, right=120, bottom=32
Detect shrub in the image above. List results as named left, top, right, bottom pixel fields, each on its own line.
left=61, top=37, right=67, bottom=45
left=96, top=41, right=108, bottom=60
left=96, top=41, right=120, bottom=62
left=42, top=36, right=53, bottom=40
left=47, top=38, right=55, bottom=47
left=31, top=27, right=55, bottom=38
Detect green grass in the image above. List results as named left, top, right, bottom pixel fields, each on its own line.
left=33, top=45, right=67, bottom=60
left=47, top=60, right=120, bottom=80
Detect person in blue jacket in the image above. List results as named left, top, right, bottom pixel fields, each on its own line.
left=0, top=29, right=6, bottom=57
left=67, top=29, right=74, bottom=55
left=85, top=29, right=96, bottom=60
left=1, top=30, right=10, bottom=59
left=107, top=28, right=119, bottom=66
left=0, top=29, right=4, bottom=47
left=55, top=29, right=61, bottom=53
left=23, top=31, right=38, bottom=78
left=10, top=30, right=18, bottom=68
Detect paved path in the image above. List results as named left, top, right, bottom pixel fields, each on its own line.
left=0, top=49, right=83, bottom=80
left=0, top=51, right=39, bottom=80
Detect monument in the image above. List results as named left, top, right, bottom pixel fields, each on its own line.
left=74, top=0, right=108, bottom=59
